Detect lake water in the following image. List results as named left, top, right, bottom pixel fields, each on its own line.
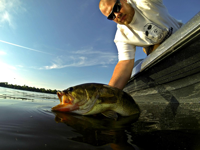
left=0, top=87, right=200, bottom=150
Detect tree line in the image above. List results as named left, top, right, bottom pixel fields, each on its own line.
left=0, top=82, right=58, bottom=94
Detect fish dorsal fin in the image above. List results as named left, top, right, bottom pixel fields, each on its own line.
left=98, top=87, right=117, bottom=104
left=103, top=84, right=117, bottom=91
left=99, top=88, right=115, bottom=97
left=102, top=110, right=118, bottom=121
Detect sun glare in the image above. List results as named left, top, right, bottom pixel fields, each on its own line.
left=2, top=12, right=10, bottom=21
left=0, top=51, right=6, bottom=55
left=0, top=61, right=18, bottom=85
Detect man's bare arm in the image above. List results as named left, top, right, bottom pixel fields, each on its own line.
left=108, top=59, right=134, bottom=90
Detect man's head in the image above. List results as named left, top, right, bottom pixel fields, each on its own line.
left=99, top=0, right=135, bottom=25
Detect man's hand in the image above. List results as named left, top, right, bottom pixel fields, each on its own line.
left=109, top=59, right=134, bottom=90
left=143, top=44, right=161, bottom=55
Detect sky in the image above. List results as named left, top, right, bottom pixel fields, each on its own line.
left=0, top=0, right=199, bottom=90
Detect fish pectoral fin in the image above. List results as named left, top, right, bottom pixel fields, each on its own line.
left=102, top=110, right=118, bottom=121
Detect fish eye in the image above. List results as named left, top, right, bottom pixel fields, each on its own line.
left=68, top=87, right=73, bottom=92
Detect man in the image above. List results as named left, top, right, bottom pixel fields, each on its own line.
left=99, top=0, right=182, bottom=90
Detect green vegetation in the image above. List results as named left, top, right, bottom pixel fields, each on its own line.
left=0, top=82, right=58, bottom=94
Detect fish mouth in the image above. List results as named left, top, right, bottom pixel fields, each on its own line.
left=57, top=91, right=73, bottom=104
left=51, top=91, right=78, bottom=112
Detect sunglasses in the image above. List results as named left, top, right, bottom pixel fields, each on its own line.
left=107, top=0, right=122, bottom=20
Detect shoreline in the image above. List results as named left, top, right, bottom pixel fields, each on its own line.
left=0, top=85, right=57, bottom=95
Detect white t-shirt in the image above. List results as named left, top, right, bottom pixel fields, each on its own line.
left=114, top=0, right=183, bottom=61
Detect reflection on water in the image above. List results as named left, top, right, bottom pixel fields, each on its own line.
left=0, top=94, right=34, bottom=101
left=0, top=87, right=58, bottom=101
left=53, top=112, right=140, bottom=149
left=54, top=112, right=140, bottom=130
left=0, top=87, right=200, bottom=150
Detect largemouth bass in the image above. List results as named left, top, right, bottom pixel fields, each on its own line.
left=52, top=83, right=140, bottom=120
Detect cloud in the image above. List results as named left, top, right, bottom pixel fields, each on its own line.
left=0, top=40, right=52, bottom=55
left=40, top=48, right=118, bottom=70
left=72, top=47, right=111, bottom=55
